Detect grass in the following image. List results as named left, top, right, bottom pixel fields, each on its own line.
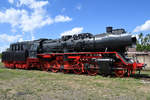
left=0, top=65, right=150, bottom=100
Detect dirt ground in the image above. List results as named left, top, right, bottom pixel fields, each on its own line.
left=0, top=66, right=150, bottom=100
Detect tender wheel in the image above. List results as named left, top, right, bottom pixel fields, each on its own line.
left=73, top=63, right=83, bottom=74
left=23, top=64, right=28, bottom=70
left=15, top=64, right=19, bottom=69
left=9, top=63, right=15, bottom=69
left=18, top=64, right=22, bottom=69
left=5, top=63, right=9, bottom=68
left=87, top=64, right=99, bottom=76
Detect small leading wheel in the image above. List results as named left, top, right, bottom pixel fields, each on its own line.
left=73, top=63, right=83, bottom=74
left=114, top=69, right=125, bottom=77
left=87, top=64, right=99, bottom=76
left=51, top=61, right=60, bottom=73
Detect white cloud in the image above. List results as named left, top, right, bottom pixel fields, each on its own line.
left=0, top=0, right=72, bottom=43
left=19, top=8, right=53, bottom=32
left=133, top=20, right=150, bottom=32
left=30, top=32, right=35, bottom=40
left=0, top=1, right=52, bottom=32
left=11, top=28, right=17, bottom=33
left=54, top=15, right=72, bottom=23
left=0, top=8, right=26, bottom=27
left=8, top=0, right=14, bottom=4
left=0, top=34, right=22, bottom=42
left=18, top=38, right=23, bottom=42
left=61, top=27, right=83, bottom=36
left=17, top=0, right=48, bottom=9
left=0, top=0, right=72, bottom=33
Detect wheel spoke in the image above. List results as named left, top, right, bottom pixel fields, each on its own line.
left=73, top=63, right=83, bottom=74
left=42, top=63, right=49, bottom=71
left=87, top=64, right=99, bottom=76
left=50, top=61, right=60, bottom=73
left=114, top=69, right=125, bottom=77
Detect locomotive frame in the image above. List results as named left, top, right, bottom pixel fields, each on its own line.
left=3, top=51, right=144, bottom=77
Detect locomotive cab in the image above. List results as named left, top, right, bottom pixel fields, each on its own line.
left=29, top=43, right=39, bottom=58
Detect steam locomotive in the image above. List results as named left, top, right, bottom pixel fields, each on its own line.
left=2, top=27, right=145, bottom=77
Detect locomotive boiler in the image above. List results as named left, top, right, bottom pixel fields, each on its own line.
left=2, top=27, right=145, bottom=77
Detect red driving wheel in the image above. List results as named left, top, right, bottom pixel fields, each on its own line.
left=62, top=69, right=69, bottom=74
left=114, top=69, right=125, bottom=77
left=73, top=63, right=83, bottom=74
left=87, top=64, right=99, bottom=76
left=51, top=61, right=60, bottom=73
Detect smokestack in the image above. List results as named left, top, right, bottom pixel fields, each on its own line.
left=106, top=27, right=112, bottom=33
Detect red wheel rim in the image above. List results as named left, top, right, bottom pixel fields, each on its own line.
left=23, top=64, right=28, bottom=69
left=8, top=64, right=11, bottom=68
left=42, top=67, right=48, bottom=71
left=73, top=63, right=83, bottom=74
left=62, top=69, right=69, bottom=74
left=9, top=63, right=15, bottom=69
left=51, top=68, right=59, bottom=73
left=114, top=70, right=125, bottom=77
left=5, top=63, right=9, bottom=68
left=51, top=61, right=60, bottom=73
left=87, top=64, right=99, bottom=76
left=42, top=63, right=49, bottom=71
left=15, top=64, right=19, bottom=69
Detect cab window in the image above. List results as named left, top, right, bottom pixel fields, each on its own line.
left=12, top=45, right=15, bottom=51
left=21, top=44, right=23, bottom=51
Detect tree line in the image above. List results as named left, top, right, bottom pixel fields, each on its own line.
left=136, top=33, right=150, bottom=51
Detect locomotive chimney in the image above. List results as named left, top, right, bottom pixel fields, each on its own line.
left=106, top=27, right=112, bottom=33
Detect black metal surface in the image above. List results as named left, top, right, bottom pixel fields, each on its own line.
left=42, top=27, right=136, bottom=53
left=2, top=51, right=27, bottom=62
left=2, top=27, right=136, bottom=62
left=98, top=60, right=113, bottom=75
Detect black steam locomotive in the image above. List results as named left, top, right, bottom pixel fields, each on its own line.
left=2, top=27, right=145, bottom=77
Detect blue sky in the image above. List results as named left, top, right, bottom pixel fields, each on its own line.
left=0, top=0, right=150, bottom=52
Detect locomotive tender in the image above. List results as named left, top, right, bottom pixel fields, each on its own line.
left=2, top=27, right=145, bottom=77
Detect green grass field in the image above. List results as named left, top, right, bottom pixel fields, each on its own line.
left=0, top=64, right=150, bottom=100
